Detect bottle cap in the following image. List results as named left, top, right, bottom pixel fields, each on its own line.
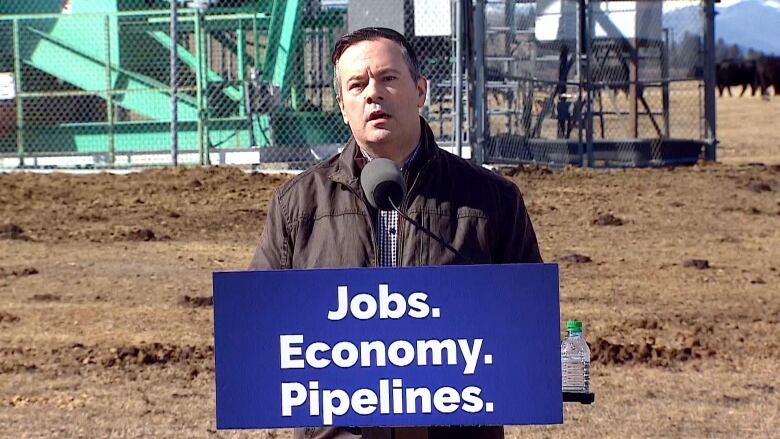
left=566, top=320, right=583, bottom=332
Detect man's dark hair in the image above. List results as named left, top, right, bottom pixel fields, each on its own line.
left=331, top=27, right=421, bottom=97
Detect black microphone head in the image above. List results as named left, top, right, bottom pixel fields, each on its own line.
left=360, top=158, right=406, bottom=211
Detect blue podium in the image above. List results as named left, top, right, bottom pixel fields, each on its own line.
left=213, top=263, right=563, bottom=429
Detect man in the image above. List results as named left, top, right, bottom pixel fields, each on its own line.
left=251, top=27, right=542, bottom=439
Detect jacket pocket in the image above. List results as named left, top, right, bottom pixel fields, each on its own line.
left=421, top=209, right=491, bottom=265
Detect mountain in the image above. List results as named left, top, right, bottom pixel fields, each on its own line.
left=663, top=0, right=780, bottom=55
left=716, top=0, right=780, bottom=55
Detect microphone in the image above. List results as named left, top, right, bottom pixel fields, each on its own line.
left=361, top=158, right=474, bottom=264
left=360, top=158, right=406, bottom=211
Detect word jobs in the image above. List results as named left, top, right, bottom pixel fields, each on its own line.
left=327, top=283, right=440, bottom=321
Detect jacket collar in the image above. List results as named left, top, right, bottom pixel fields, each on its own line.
left=329, top=116, right=439, bottom=189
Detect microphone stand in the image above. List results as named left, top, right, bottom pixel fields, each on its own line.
left=389, top=199, right=475, bottom=265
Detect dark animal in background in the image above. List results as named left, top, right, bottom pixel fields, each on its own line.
left=716, top=59, right=759, bottom=97
left=756, top=56, right=780, bottom=97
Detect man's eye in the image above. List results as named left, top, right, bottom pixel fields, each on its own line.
left=384, top=75, right=397, bottom=81
left=349, top=83, right=364, bottom=90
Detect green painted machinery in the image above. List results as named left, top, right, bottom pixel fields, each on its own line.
left=0, top=0, right=348, bottom=159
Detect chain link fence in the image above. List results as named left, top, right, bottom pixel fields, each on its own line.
left=0, top=1, right=351, bottom=168
left=0, top=0, right=714, bottom=169
left=479, top=0, right=716, bottom=167
left=0, top=0, right=463, bottom=169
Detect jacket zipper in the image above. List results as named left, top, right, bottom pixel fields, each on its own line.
left=396, top=158, right=433, bottom=267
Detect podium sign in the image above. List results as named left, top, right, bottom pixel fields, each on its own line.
left=214, top=264, right=562, bottom=429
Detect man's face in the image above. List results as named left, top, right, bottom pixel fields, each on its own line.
left=336, top=38, right=427, bottom=150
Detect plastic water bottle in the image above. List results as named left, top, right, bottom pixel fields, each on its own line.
left=561, top=320, right=591, bottom=393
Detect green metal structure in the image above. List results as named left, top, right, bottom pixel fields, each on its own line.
left=0, top=0, right=349, bottom=164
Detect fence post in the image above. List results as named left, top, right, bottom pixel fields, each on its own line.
left=585, top=0, right=594, bottom=167
left=454, top=0, right=463, bottom=158
left=238, top=20, right=256, bottom=147
left=576, top=0, right=584, bottom=167
left=252, top=15, right=260, bottom=73
left=662, top=28, right=670, bottom=139
left=194, top=8, right=209, bottom=165
left=629, top=38, right=639, bottom=139
left=170, top=0, right=179, bottom=166
left=702, top=0, right=717, bottom=161
left=12, top=19, right=24, bottom=168
left=237, top=20, right=246, bottom=119
left=105, top=15, right=116, bottom=167
left=473, top=0, right=486, bottom=166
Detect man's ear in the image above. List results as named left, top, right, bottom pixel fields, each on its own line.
left=416, top=76, right=428, bottom=108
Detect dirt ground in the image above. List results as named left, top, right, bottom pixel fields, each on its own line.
left=1, top=95, right=779, bottom=438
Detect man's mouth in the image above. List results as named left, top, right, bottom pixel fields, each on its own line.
left=368, top=110, right=391, bottom=122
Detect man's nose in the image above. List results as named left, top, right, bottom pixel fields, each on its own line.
left=365, top=79, right=383, bottom=104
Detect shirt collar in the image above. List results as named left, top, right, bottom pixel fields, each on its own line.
left=359, top=140, right=421, bottom=172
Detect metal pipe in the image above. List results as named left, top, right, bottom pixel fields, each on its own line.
left=585, top=0, right=594, bottom=167
left=252, top=14, right=260, bottom=73
left=170, top=0, right=179, bottom=166
left=15, top=88, right=198, bottom=99
left=239, top=20, right=256, bottom=147
left=474, top=0, right=486, bottom=165
left=702, top=0, right=717, bottom=161
left=237, top=21, right=246, bottom=118
left=136, top=12, right=272, bottom=25
left=576, top=0, right=584, bottom=166
left=105, top=15, right=116, bottom=166
left=454, top=0, right=463, bottom=158
left=503, top=0, right=513, bottom=134
left=0, top=9, right=198, bottom=20
left=203, top=10, right=211, bottom=165
left=318, top=30, right=324, bottom=107
left=629, top=36, right=639, bottom=138
left=12, top=19, right=23, bottom=168
left=194, top=8, right=208, bottom=165
left=662, top=28, right=670, bottom=138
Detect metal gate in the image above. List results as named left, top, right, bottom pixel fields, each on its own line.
left=472, top=0, right=717, bottom=167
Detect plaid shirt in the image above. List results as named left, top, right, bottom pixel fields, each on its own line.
left=360, top=144, right=421, bottom=267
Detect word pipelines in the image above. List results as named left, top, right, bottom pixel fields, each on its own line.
left=282, top=379, right=494, bottom=425
left=280, top=335, right=491, bottom=375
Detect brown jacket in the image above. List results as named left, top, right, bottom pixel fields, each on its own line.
left=250, top=118, right=542, bottom=439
